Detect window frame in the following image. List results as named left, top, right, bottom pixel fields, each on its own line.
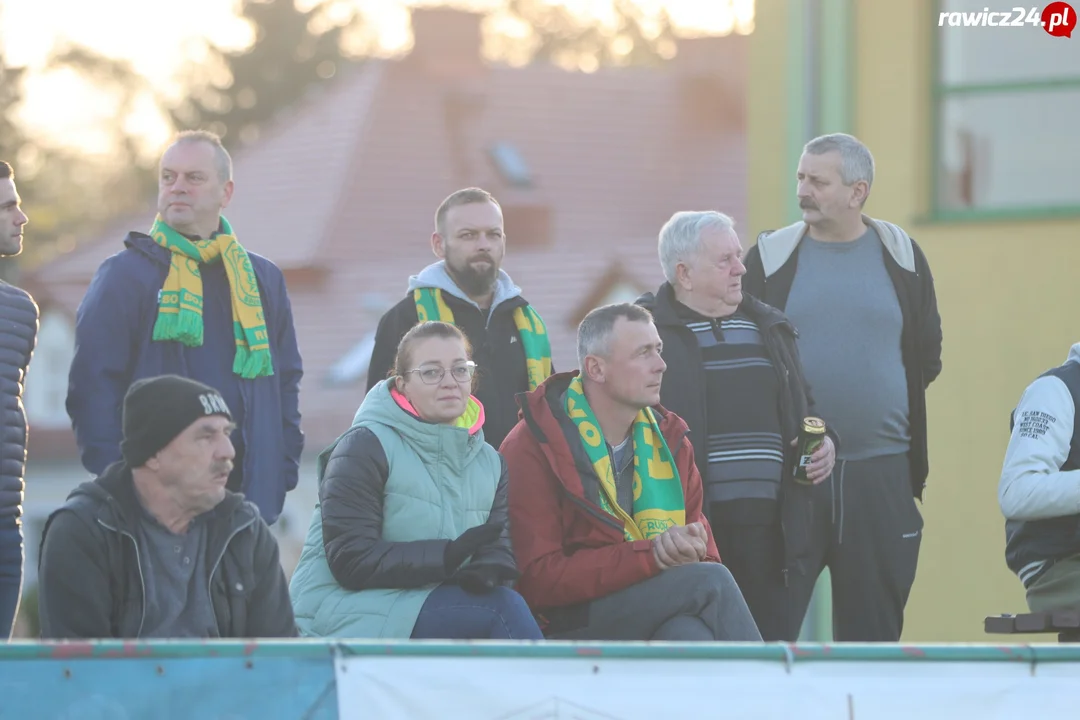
left=930, top=0, right=1080, bottom=222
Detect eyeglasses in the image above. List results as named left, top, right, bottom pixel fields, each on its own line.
left=402, top=361, right=477, bottom=385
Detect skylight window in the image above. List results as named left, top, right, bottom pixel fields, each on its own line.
left=489, top=142, right=533, bottom=188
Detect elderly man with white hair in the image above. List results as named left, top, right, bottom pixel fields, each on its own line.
left=637, top=211, right=837, bottom=641
left=743, top=133, right=943, bottom=641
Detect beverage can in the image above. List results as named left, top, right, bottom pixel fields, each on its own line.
left=794, top=417, right=826, bottom=484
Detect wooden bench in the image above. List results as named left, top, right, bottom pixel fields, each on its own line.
left=985, top=606, right=1080, bottom=642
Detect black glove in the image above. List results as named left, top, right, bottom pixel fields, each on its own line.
left=456, top=564, right=521, bottom=595
left=444, top=523, right=503, bottom=573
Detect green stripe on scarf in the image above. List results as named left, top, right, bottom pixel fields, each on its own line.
left=413, top=288, right=553, bottom=390
left=564, top=375, right=685, bottom=541
left=150, top=215, right=274, bottom=379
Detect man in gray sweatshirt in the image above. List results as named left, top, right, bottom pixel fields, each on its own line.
left=744, top=133, right=943, bottom=641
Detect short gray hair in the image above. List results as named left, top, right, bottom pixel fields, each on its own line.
left=577, top=303, right=653, bottom=371
left=803, top=133, right=874, bottom=189
left=657, top=211, right=735, bottom=284
left=169, top=130, right=233, bottom=183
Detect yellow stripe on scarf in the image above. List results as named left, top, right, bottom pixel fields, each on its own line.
left=412, top=288, right=553, bottom=391
left=564, top=375, right=685, bottom=541
left=150, top=215, right=273, bottom=379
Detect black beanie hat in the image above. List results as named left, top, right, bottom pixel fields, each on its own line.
left=120, top=375, right=233, bottom=468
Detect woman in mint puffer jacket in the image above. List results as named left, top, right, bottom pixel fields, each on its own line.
left=290, top=321, right=542, bottom=639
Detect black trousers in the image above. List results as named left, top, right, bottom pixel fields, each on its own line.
left=709, top=499, right=795, bottom=641
left=790, top=452, right=924, bottom=641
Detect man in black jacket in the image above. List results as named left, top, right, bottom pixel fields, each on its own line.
left=0, top=161, right=38, bottom=639
left=637, top=210, right=836, bottom=641
left=744, top=133, right=943, bottom=641
left=366, top=187, right=553, bottom=450
left=38, top=375, right=296, bottom=639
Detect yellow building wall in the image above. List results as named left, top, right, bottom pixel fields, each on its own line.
left=749, top=0, right=1080, bottom=642
left=747, top=0, right=789, bottom=234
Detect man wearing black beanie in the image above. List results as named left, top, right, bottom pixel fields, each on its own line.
left=36, top=375, right=297, bottom=639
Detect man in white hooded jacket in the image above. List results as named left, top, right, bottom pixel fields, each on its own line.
left=999, top=342, right=1080, bottom=611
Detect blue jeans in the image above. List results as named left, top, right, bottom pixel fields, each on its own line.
left=411, top=584, right=543, bottom=640
left=0, top=523, right=22, bottom=639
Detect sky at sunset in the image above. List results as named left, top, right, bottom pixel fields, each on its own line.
left=1, top=0, right=753, bottom=156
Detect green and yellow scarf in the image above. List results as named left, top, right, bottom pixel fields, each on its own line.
left=564, top=376, right=685, bottom=541
left=149, top=215, right=274, bottom=379
left=413, top=287, right=553, bottom=390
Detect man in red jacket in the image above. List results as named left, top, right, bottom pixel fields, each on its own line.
left=501, top=303, right=761, bottom=641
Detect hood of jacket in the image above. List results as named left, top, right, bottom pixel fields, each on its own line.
left=1068, top=343, right=1080, bottom=366
left=407, top=261, right=523, bottom=314
left=350, top=379, right=488, bottom=475
left=755, top=215, right=917, bottom=278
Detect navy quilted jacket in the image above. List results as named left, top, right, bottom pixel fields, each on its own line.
left=0, top=281, right=39, bottom=524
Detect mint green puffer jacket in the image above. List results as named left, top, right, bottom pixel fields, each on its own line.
left=289, top=379, right=511, bottom=638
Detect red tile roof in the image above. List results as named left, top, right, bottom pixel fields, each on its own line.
left=28, top=11, right=748, bottom=454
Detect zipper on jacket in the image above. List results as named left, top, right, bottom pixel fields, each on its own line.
left=531, top=410, right=624, bottom=534
left=761, top=323, right=798, bottom=589
left=208, top=516, right=258, bottom=624
left=98, top=519, right=147, bottom=638
left=565, top=489, right=623, bottom=532
left=779, top=512, right=792, bottom=587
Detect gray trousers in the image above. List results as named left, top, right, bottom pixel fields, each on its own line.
left=548, top=562, right=762, bottom=641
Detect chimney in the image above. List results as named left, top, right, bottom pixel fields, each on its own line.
left=407, top=7, right=486, bottom=79
left=672, top=34, right=748, bottom=133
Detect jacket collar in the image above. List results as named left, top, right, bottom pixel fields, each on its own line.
left=123, top=232, right=171, bottom=269
left=122, top=220, right=229, bottom=270
left=641, top=282, right=795, bottom=335
left=69, top=460, right=252, bottom=537
left=517, top=371, right=690, bottom=493
left=389, top=385, right=486, bottom=436
left=349, top=379, right=488, bottom=476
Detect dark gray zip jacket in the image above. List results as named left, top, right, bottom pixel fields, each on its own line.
left=37, top=461, right=297, bottom=639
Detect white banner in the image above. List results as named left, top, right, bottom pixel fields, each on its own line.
left=334, top=650, right=1080, bottom=719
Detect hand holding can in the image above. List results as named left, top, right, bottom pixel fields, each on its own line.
left=793, top=417, right=827, bottom=484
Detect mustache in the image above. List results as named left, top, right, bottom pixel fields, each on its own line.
left=211, top=461, right=233, bottom=476
left=799, top=199, right=818, bottom=210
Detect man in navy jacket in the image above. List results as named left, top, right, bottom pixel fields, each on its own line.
left=66, top=131, right=303, bottom=525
